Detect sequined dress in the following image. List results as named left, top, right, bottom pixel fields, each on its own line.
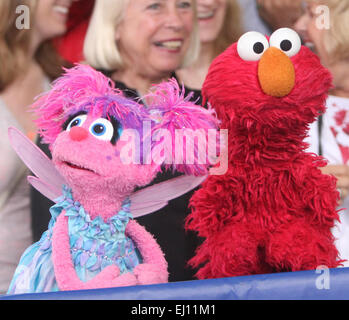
left=7, top=186, right=141, bottom=294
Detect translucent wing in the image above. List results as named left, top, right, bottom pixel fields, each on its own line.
left=27, top=176, right=61, bottom=203
left=9, top=126, right=207, bottom=217
left=8, top=127, right=66, bottom=199
left=130, top=174, right=207, bottom=217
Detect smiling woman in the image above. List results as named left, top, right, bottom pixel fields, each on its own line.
left=84, top=0, right=200, bottom=96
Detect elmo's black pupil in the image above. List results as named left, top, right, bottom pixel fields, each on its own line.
left=281, top=40, right=292, bottom=52
left=253, top=42, right=264, bottom=54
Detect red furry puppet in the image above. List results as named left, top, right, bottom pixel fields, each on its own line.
left=186, top=28, right=344, bottom=279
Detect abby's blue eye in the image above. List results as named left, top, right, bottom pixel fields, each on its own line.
left=89, top=118, right=115, bottom=141
left=66, top=114, right=87, bottom=131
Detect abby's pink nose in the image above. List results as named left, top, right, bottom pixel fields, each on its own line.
left=69, top=126, right=88, bottom=141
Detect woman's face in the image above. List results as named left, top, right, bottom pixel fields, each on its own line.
left=33, top=0, right=73, bottom=42
left=196, top=0, right=226, bottom=44
left=116, top=0, right=194, bottom=78
left=294, top=1, right=329, bottom=66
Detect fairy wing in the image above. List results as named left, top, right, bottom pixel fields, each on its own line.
left=8, top=126, right=207, bottom=215
left=8, top=127, right=66, bottom=201
left=27, top=176, right=61, bottom=203
left=130, top=174, right=207, bottom=218
left=27, top=172, right=207, bottom=214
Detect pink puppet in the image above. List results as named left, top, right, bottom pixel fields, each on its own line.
left=7, top=64, right=218, bottom=294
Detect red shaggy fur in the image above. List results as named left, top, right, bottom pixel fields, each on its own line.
left=185, top=43, right=344, bottom=279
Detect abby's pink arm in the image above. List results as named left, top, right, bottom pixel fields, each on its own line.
left=126, top=220, right=169, bottom=284
left=52, top=211, right=137, bottom=291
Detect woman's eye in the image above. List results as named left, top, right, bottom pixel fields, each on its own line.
left=89, top=118, right=115, bottom=141
left=147, top=2, right=161, bottom=10
left=237, top=31, right=269, bottom=61
left=178, top=0, right=192, bottom=9
left=66, top=114, right=87, bottom=131
left=269, top=28, right=301, bottom=57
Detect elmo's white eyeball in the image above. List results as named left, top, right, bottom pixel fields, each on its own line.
left=237, top=31, right=269, bottom=61
left=269, top=28, right=301, bottom=57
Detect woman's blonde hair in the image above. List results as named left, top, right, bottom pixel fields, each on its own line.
left=212, top=0, right=243, bottom=59
left=84, top=0, right=200, bottom=71
left=313, top=0, right=349, bottom=63
left=0, top=0, right=67, bottom=91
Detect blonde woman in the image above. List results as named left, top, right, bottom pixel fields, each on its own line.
left=84, top=0, right=199, bottom=96
left=82, top=0, right=204, bottom=282
left=0, top=0, right=71, bottom=293
left=176, top=0, right=243, bottom=90
left=295, top=0, right=349, bottom=266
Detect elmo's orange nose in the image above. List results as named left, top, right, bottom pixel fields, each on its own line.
left=258, top=47, right=295, bottom=97
left=69, top=126, right=88, bottom=141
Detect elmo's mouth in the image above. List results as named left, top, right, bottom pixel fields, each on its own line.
left=63, top=161, right=97, bottom=174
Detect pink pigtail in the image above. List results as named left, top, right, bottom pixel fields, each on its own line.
left=146, top=79, right=220, bottom=176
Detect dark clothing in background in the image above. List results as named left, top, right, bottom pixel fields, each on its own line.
left=30, top=74, right=203, bottom=282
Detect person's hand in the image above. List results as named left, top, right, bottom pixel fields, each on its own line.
left=256, top=0, right=304, bottom=31
left=321, top=165, right=349, bottom=205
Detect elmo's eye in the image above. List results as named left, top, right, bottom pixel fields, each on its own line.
left=66, top=114, right=87, bottom=131
left=269, top=28, right=301, bottom=57
left=237, top=31, right=269, bottom=61
left=89, top=118, right=114, bottom=141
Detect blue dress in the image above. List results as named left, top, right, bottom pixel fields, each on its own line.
left=7, top=186, right=141, bottom=294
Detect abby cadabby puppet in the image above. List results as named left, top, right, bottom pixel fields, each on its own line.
left=7, top=64, right=218, bottom=294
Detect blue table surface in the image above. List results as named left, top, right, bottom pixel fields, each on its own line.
left=1, top=267, right=349, bottom=300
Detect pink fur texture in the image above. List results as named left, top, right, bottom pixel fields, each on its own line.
left=29, top=64, right=218, bottom=291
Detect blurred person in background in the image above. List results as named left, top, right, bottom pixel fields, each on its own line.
left=295, top=0, right=349, bottom=266
left=84, top=0, right=200, bottom=97
left=256, top=0, right=304, bottom=31
left=0, top=0, right=72, bottom=293
left=53, top=0, right=95, bottom=64
left=237, top=0, right=303, bottom=34
left=177, top=0, right=243, bottom=90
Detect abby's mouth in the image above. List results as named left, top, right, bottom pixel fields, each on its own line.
left=63, top=161, right=97, bottom=174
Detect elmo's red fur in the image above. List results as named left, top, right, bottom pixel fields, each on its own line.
left=185, top=36, right=344, bottom=279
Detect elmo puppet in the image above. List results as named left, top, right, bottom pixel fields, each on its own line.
left=186, top=28, right=344, bottom=279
